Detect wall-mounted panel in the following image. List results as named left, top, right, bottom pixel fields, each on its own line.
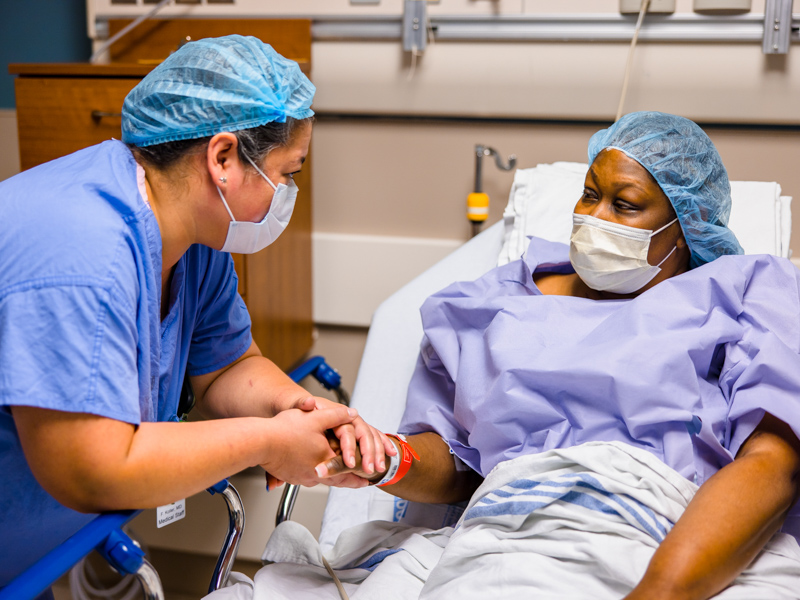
left=88, top=0, right=770, bottom=19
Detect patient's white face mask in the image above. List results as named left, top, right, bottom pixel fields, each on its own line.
left=216, top=153, right=298, bottom=254
left=569, top=213, right=678, bottom=294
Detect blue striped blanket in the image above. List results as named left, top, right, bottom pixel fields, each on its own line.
left=420, top=441, right=800, bottom=599
left=207, top=442, right=800, bottom=600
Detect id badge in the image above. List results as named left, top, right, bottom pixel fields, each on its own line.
left=156, top=499, right=186, bottom=528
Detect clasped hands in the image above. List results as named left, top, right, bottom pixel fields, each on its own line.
left=263, top=395, right=395, bottom=490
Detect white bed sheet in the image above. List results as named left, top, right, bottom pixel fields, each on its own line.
left=213, top=443, right=800, bottom=600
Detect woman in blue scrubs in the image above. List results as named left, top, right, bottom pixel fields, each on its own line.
left=0, top=35, right=392, bottom=586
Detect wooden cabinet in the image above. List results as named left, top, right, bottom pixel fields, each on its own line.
left=12, top=65, right=146, bottom=171
left=9, top=20, right=313, bottom=370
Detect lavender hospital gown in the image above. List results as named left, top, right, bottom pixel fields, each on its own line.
left=399, top=237, right=800, bottom=540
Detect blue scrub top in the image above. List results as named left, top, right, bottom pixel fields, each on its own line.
left=0, top=141, right=252, bottom=585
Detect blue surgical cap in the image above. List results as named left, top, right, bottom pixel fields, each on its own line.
left=121, top=35, right=315, bottom=147
left=587, top=111, right=743, bottom=268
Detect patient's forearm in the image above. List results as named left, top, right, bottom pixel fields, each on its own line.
left=375, top=432, right=482, bottom=504
left=626, top=415, right=800, bottom=600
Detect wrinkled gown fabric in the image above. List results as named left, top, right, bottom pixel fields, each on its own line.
left=399, top=237, right=800, bottom=541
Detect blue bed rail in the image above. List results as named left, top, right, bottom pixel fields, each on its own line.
left=1, top=355, right=346, bottom=600
left=0, top=510, right=144, bottom=600
left=289, top=355, right=350, bottom=406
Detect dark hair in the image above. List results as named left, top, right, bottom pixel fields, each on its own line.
left=128, top=116, right=313, bottom=172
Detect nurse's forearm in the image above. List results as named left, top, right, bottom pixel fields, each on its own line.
left=13, top=405, right=352, bottom=513
left=193, top=341, right=395, bottom=481
left=625, top=415, right=800, bottom=600
left=193, top=341, right=308, bottom=419
left=87, top=419, right=277, bottom=510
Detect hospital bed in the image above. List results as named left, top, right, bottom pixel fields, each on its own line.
left=195, top=163, right=795, bottom=600
left=318, top=161, right=794, bottom=548
left=189, top=162, right=794, bottom=600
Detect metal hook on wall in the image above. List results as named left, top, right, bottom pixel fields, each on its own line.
left=468, top=145, right=517, bottom=237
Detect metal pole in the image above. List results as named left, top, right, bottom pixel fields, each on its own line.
left=208, top=483, right=245, bottom=594
left=135, top=559, right=165, bottom=600
left=276, top=484, right=300, bottom=526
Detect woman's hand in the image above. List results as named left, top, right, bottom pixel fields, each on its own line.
left=289, top=396, right=396, bottom=483
left=189, top=343, right=395, bottom=480
left=257, top=405, right=362, bottom=488
left=312, top=431, right=398, bottom=488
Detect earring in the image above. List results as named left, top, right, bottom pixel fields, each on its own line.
left=219, top=176, right=227, bottom=184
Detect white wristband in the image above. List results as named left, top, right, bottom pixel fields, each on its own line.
left=373, top=439, right=401, bottom=486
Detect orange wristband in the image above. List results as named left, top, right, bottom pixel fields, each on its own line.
left=377, top=434, right=420, bottom=487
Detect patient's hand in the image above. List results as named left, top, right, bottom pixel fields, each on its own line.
left=297, top=397, right=396, bottom=486
left=316, top=430, right=392, bottom=488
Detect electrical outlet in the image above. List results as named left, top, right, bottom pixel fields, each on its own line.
left=620, top=0, right=676, bottom=14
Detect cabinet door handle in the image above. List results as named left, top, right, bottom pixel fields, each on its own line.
left=91, top=110, right=123, bottom=121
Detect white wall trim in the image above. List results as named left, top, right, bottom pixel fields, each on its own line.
left=313, top=232, right=462, bottom=326
left=313, top=232, right=800, bottom=326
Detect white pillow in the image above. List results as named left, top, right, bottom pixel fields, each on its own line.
left=498, top=162, right=587, bottom=266
left=498, top=162, right=792, bottom=265
left=727, top=182, right=791, bottom=257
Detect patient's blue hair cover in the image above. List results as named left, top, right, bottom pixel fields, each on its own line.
left=122, top=34, right=315, bottom=147
left=588, top=111, right=743, bottom=268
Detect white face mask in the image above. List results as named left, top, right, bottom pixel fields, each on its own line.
left=569, top=213, right=678, bottom=294
left=216, top=153, right=298, bottom=254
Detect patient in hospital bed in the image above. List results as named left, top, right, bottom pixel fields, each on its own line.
left=212, top=112, right=800, bottom=600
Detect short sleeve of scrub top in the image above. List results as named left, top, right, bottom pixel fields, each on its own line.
left=0, top=146, right=149, bottom=424
left=185, top=245, right=252, bottom=377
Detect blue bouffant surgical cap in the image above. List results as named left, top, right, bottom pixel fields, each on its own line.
left=121, top=34, right=315, bottom=147
left=587, top=111, right=743, bottom=268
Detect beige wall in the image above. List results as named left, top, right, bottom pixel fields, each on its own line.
left=312, top=116, right=800, bottom=254
left=313, top=117, right=589, bottom=239
left=313, top=42, right=800, bottom=125
left=305, top=325, right=370, bottom=400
